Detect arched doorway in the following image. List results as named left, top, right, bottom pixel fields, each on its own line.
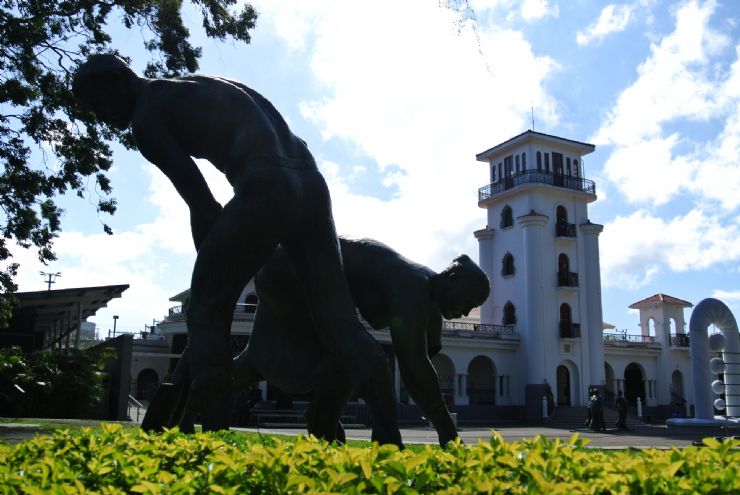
left=556, top=205, right=567, bottom=224
left=556, top=365, right=571, bottom=406
left=671, top=370, right=684, bottom=403
left=624, top=363, right=645, bottom=406
left=136, top=369, right=159, bottom=401
left=467, top=356, right=496, bottom=405
left=647, top=318, right=656, bottom=337
left=431, top=354, right=455, bottom=408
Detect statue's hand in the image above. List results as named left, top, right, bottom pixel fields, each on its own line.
left=191, top=202, right=223, bottom=250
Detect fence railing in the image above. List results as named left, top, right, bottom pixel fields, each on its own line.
left=479, top=170, right=596, bottom=202
left=603, top=333, right=656, bottom=345
left=557, top=271, right=579, bottom=287
left=556, top=222, right=577, bottom=238
left=670, top=333, right=690, bottom=347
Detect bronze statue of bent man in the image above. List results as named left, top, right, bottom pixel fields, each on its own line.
left=73, top=55, right=400, bottom=441
left=147, top=238, right=490, bottom=447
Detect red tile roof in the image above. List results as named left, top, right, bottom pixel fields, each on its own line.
left=628, top=293, right=693, bottom=309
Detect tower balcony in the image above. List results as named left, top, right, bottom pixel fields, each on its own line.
left=559, top=322, right=581, bottom=338
left=557, top=271, right=579, bottom=288
left=555, top=221, right=577, bottom=238
left=478, top=170, right=596, bottom=204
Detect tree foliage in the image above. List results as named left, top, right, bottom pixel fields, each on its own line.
left=0, top=0, right=257, bottom=325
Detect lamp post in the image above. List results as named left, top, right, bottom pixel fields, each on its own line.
left=113, top=315, right=119, bottom=337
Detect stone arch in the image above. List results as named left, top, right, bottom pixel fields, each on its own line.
left=646, top=317, right=657, bottom=337
left=431, top=353, right=456, bottom=408
left=136, top=368, right=159, bottom=401
left=467, top=355, right=496, bottom=405
left=671, top=369, right=685, bottom=403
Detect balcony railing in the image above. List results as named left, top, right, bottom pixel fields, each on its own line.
left=479, top=170, right=596, bottom=202
left=603, top=333, right=655, bottom=346
left=670, top=333, right=690, bottom=347
left=166, top=303, right=257, bottom=321
left=559, top=322, right=581, bottom=338
left=556, top=222, right=577, bottom=238
left=557, top=271, right=579, bottom=287
left=441, top=322, right=517, bottom=339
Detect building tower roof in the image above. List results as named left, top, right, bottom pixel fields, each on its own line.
left=628, top=293, right=693, bottom=309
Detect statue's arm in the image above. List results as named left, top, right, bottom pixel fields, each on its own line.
left=133, top=123, right=222, bottom=250
left=391, top=311, right=458, bottom=445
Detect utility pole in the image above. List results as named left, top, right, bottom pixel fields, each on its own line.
left=39, top=271, right=61, bottom=291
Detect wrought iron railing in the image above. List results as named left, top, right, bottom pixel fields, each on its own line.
left=559, top=322, right=581, bottom=338
left=670, top=333, right=690, bottom=347
left=557, top=271, right=579, bottom=287
left=441, top=321, right=517, bottom=339
left=479, top=170, right=596, bottom=202
left=603, top=333, right=656, bottom=345
left=556, top=222, right=577, bottom=238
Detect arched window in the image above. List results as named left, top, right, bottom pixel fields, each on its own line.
left=544, top=153, right=550, bottom=172
left=501, top=252, right=515, bottom=276
left=522, top=152, right=527, bottom=170
left=498, top=162, right=503, bottom=181
left=500, top=205, right=513, bottom=228
left=560, top=303, right=572, bottom=324
left=491, top=164, right=496, bottom=182
left=556, top=205, right=567, bottom=224
left=558, top=253, right=569, bottom=273
left=572, top=159, right=579, bottom=177
left=515, top=155, right=520, bottom=174
left=536, top=151, right=542, bottom=171
left=503, top=301, right=516, bottom=325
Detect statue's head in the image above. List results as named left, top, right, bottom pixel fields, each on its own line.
left=72, top=54, right=140, bottom=130
left=439, top=254, right=490, bottom=320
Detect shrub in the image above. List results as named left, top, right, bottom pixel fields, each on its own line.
left=0, top=424, right=738, bottom=494
left=0, top=346, right=110, bottom=418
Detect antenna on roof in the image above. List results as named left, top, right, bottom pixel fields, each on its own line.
left=531, top=104, right=535, bottom=131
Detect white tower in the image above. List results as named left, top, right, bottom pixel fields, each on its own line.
left=474, top=131, right=604, bottom=417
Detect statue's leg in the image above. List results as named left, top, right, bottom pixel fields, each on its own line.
left=281, top=175, right=401, bottom=445
left=306, top=360, right=353, bottom=443
left=186, top=195, right=282, bottom=432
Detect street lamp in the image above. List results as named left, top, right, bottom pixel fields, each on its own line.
left=113, top=315, right=119, bottom=337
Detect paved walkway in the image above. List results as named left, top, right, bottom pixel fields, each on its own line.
left=2, top=419, right=736, bottom=449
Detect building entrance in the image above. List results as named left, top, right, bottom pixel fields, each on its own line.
left=556, top=365, right=571, bottom=406
left=624, top=363, right=645, bottom=406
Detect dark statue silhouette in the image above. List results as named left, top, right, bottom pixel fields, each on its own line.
left=144, top=238, right=490, bottom=447
left=72, top=55, right=400, bottom=441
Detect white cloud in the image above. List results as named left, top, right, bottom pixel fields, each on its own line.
left=577, top=3, right=635, bottom=46
left=592, top=0, right=740, bottom=213
left=712, top=289, right=740, bottom=302
left=257, top=0, right=559, bottom=269
left=600, top=209, right=740, bottom=290
left=520, top=0, right=559, bottom=22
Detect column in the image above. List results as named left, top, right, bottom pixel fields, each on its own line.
left=474, top=227, right=495, bottom=325
left=456, top=373, right=469, bottom=406
left=580, top=221, right=605, bottom=388
left=518, top=211, right=549, bottom=419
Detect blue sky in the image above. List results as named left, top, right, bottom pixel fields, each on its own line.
left=12, top=0, right=740, bottom=336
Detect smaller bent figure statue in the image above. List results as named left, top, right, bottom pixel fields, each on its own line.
left=73, top=55, right=399, bottom=438
left=146, top=238, right=490, bottom=447
left=615, top=390, right=628, bottom=430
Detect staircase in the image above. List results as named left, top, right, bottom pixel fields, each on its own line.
left=545, top=406, right=643, bottom=430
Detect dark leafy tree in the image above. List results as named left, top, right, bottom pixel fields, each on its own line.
left=0, top=1, right=258, bottom=325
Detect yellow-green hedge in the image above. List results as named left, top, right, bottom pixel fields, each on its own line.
left=0, top=423, right=738, bottom=494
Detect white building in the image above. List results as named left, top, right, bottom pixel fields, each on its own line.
left=152, top=130, right=696, bottom=423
